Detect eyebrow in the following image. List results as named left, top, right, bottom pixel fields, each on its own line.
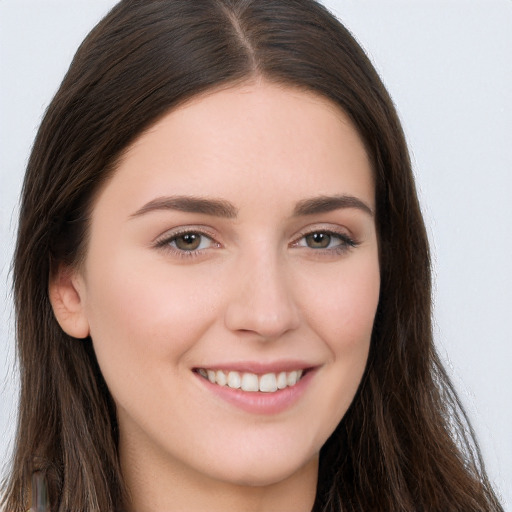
left=293, top=195, right=374, bottom=217
left=130, top=196, right=238, bottom=219
left=130, top=193, right=373, bottom=219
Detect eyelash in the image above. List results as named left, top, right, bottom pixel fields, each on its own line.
left=291, top=229, right=359, bottom=255
left=154, top=228, right=219, bottom=259
left=154, top=228, right=359, bottom=259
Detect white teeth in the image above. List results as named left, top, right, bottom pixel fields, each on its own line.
left=241, top=373, right=259, bottom=392
left=287, top=370, right=298, bottom=386
left=277, top=371, right=288, bottom=390
left=216, top=370, right=227, bottom=386
left=198, top=368, right=305, bottom=392
left=259, top=373, right=278, bottom=393
left=227, top=371, right=241, bottom=389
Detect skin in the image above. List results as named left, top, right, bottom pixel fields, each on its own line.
left=50, top=80, right=380, bottom=512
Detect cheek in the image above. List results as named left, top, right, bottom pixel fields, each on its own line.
left=82, top=251, right=220, bottom=390
left=301, top=256, right=380, bottom=353
left=299, top=256, right=379, bottom=424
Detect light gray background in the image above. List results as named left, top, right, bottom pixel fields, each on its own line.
left=1, top=0, right=510, bottom=507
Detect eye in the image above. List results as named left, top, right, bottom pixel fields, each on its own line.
left=293, top=229, right=357, bottom=253
left=155, top=229, right=217, bottom=255
left=304, top=232, right=338, bottom=249
left=172, top=232, right=211, bottom=251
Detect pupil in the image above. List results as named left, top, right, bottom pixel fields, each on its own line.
left=176, top=233, right=200, bottom=250
left=307, top=233, right=330, bottom=248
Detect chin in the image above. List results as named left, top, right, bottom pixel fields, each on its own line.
left=206, top=450, right=319, bottom=488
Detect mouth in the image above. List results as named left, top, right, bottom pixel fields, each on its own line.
left=194, top=368, right=308, bottom=393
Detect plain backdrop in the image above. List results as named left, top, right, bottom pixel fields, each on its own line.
left=1, top=0, right=510, bottom=507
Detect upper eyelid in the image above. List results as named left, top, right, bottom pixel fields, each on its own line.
left=291, top=231, right=356, bottom=248
left=153, top=226, right=219, bottom=246
left=291, top=224, right=354, bottom=242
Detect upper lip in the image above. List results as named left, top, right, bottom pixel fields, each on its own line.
left=193, top=360, right=318, bottom=374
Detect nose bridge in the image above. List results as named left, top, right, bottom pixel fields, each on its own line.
left=223, top=245, right=300, bottom=339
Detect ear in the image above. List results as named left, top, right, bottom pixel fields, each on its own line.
left=49, top=265, right=90, bottom=339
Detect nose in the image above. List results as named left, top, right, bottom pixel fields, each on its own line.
left=223, top=251, right=300, bottom=340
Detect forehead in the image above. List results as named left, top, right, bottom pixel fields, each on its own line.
left=93, top=81, right=374, bottom=217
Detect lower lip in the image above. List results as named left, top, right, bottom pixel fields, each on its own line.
left=194, top=370, right=315, bottom=415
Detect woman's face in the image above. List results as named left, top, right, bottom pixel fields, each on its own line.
left=67, top=82, right=380, bottom=489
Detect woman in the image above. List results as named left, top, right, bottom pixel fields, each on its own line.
left=1, top=0, right=505, bottom=511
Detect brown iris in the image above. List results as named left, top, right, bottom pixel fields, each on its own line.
left=174, top=233, right=202, bottom=251
left=305, top=232, right=332, bottom=249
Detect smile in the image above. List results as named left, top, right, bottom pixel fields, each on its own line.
left=196, top=368, right=305, bottom=393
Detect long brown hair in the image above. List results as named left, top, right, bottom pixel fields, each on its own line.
left=2, top=1, right=504, bottom=510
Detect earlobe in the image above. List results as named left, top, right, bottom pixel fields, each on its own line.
left=48, top=265, right=90, bottom=339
